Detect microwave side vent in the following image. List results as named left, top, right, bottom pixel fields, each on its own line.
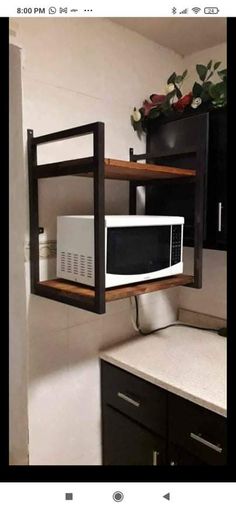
left=67, top=252, right=72, bottom=273
left=87, top=256, right=93, bottom=279
left=73, top=253, right=79, bottom=275
left=80, top=254, right=86, bottom=277
left=60, top=251, right=66, bottom=273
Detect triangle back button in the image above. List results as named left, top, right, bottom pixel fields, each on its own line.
left=163, top=493, right=170, bottom=501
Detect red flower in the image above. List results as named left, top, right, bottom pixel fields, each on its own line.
left=150, top=94, right=166, bottom=105
left=142, top=100, right=156, bottom=116
left=142, top=94, right=166, bottom=116
left=173, top=92, right=193, bottom=112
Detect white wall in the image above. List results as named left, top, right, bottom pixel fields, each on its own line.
left=9, top=44, right=29, bottom=465
left=12, top=17, right=183, bottom=465
left=179, top=42, right=227, bottom=320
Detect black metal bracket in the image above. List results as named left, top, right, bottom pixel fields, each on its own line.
left=129, top=148, right=149, bottom=214
left=27, top=122, right=106, bottom=314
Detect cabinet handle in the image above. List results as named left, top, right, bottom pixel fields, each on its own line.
left=218, top=202, right=222, bottom=232
left=117, top=392, right=140, bottom=408
left=152, top=450, right=160, bottom=466
left=190, top=432, right=223, bottom=453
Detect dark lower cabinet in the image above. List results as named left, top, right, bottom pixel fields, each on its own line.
left=168, top=443, right=204, bottom=466
left=101, top=361, right=227, bottom=466
left=103, top=406, right=166, bottom=466
left=169, top=393, right=227, bottom=466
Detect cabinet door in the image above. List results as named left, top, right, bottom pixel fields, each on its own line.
left=146, top=109, right=227, bottom=250
left=146, top=113, right=208, bottom=249
left=168, top=443, right=205, bottom=466
left=207, top=108, right=227, bottom=248
left=102, top=405, right=166, bottom=466
left=169, top=393, right=226, bottom=465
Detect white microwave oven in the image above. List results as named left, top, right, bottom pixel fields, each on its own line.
left=57, top=215, right=184, bottom=288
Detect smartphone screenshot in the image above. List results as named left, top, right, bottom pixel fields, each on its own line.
left=3, top=1, right=234, bottom=508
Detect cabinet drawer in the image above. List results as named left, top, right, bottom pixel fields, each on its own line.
left=101, top=361, right=167, bottom=437
left=169, top=394, right=227, bottom=465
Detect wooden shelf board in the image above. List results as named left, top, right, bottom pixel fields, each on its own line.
left=36, top=274, right=194, bottom=303
left=78, top=158, right=196, bottom=181
left=35, top=157, right=196, bottom=180
left=104, top=159, right=196, bottom=181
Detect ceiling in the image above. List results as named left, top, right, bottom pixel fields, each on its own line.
left=111, top=18, right=227, bottom=56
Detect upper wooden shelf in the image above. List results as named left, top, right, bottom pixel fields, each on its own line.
left=83, top=158, right=196, bottom=181
left=35, top=157, right=196, bottom=181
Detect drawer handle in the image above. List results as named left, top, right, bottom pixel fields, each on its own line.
left=190, top=432, right=223, bottom=453
left=117, top=392, right=140, bottom=408
left=153, top=450, right=160, bottom=466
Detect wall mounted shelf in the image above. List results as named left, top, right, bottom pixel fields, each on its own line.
left=35, top=157, right=196, bottom=181
left=28, top=121, right=204, bottom=314
left=35, top=274, right=194, bottom=309
left=78, top=158, right=196, bottom=181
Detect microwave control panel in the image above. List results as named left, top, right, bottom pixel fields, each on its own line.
left=171, top=225, right=182, bottom=265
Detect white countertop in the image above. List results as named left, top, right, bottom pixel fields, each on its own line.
left=100, top=326, right=227, bottom=417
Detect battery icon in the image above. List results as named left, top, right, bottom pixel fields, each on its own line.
left=204, top=7, right=220, bottom=14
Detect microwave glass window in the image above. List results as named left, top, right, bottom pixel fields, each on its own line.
left=107, top=226, right=171, bottom=275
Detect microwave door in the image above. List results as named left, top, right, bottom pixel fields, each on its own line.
left=107, top=226, right=171, bottom=276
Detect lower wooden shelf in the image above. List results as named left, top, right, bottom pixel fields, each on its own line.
left=35, top=274, right=194, bottom=305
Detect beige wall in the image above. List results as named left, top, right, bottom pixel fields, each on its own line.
left=12, top=18, right=183, bottom=465
left=9, top=44, right=29, bottom=465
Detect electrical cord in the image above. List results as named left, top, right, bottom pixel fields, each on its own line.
left=131, top=295, right=220, bottom=336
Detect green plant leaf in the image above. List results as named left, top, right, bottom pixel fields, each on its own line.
left=175, top=75, right=183, bottom=84
left=214, top=61, right=221, bottom=70
left=182, top=69, right=188, bottom=80
left=175, top=85, right=182, bottom=99
left=218, top=69, right=227, bottom=80
left=207, top=71, right=214, bottom=80
left=148, top=108, right=161, bottom=119
left=202, top=81, right=212, bottom=89
left=192, top=81, right=203, bottom=97
left=201, top=83, right=211, bottom=102
left=207, top=60, right=213, bottom=70
left=209, top=81, right=225, bottom=100
left=166, top=90, right=176, bottom=100
left=167, top=72, right=177, bottom=84
left=161, top=98, right=173, bottom=112
left=196, top=64, right=208, bottom=82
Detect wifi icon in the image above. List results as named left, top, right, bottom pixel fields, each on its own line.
left=192, top=6, right=201, bottom=13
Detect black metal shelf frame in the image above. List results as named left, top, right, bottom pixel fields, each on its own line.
left=28, top=122, right=106, bottom=313
left=28, top=120, right=205, bottom=314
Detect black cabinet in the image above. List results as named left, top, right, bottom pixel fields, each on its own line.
left=146, top=108, right=227, bottom=250
left=206, top=108, right=227, bottom=248
left=101, top=361, right=227, bottom=466
left=169, top=393, right=227, bottom=466
left=101, top=359, right=167, bottom=437
left=103, top=406, right=166, bottom=465
left=168, top=443, right=204, bottom=466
